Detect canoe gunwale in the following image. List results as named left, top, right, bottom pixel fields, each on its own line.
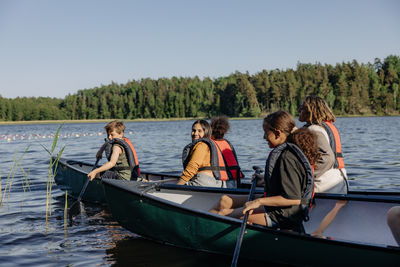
left=57, top=158, right=400, bottom=202
left=102, top=178, right=400, bottom=254
left=59, top=158, right=182, bottom=181
left=159, top=183, right=400, bottom=204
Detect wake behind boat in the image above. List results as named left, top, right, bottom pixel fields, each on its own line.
left=102, top=178, right=399, bottom=266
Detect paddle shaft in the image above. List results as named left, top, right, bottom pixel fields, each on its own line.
left=231, top=168, right=261, bottom=267
left=77, top=158, right=100, bottom=201
left=69, top=158, right=100, bottom=219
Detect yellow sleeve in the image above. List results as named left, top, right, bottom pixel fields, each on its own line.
left=180, top=142, right=210, bottom=182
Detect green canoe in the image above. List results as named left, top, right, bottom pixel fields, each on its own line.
left=102, top=179, right=400, bottom=266
left=53, top=158, right=180, bottom=204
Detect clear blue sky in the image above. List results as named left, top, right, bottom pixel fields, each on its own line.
left=0, top=0, right=399, bottom=99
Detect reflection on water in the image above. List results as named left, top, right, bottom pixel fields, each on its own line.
left=106, top=235, right=278, bottom=267
left=0, top=117, right=399, bottom=265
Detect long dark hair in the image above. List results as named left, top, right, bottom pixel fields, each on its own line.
left=192, top=119, right=211, bottom=138
left=263, top=110, right=296, bottom=137
left=264, top=110, right=320, bottom=166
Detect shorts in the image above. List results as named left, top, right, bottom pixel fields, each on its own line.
left=186, top=173, right=237, bottom=188
left=100, top=170, right=120, bottom=179
left=264, top=207, right=278, bottom=228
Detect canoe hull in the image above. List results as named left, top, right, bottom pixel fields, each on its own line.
left=103, top=179, right=400, bottom=266
left=54, top=158, right=106, bottom=203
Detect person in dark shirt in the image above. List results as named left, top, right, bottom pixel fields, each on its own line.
left=210, top=111, right=320, bottom=231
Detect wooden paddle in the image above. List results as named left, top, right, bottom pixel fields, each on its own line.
left=231, top=166, right=263, bottom=267
left=68, top=158, right=100, bottom=220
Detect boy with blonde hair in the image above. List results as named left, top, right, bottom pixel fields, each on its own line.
left=88, top=120, right=140, bottom=181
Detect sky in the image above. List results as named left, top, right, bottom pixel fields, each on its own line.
left=0, top=0, right=399, bottom=99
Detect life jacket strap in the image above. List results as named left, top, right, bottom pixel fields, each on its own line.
left=113, top=166, right=134, bottom=171
left=198, top=166, right=227, bottom=172
left=228, top=166, right=241, bottom=171
left=335, top=152, right=343, bottom=158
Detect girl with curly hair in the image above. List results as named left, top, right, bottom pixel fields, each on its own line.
left=299, top=95, right=348, bottom=194
left=210, top=116, right=244, bottom=188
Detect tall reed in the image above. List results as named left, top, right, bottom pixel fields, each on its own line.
left=19, top=163, right=31, bottom=207
left=0, top=145, right=30, bottom=207
left=64, top=190, right=68, bottom=232
left=39, top=125, right=65, bottom=225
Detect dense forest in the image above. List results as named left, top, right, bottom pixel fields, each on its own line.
left=1, top=55, right=399, bottom=121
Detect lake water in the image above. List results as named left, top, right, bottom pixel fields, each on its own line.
left=0, top=117, right=399, bottom=266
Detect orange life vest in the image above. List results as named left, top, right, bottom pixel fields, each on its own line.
left=123, top=137, right=140, bottom=177
left=321, top=121, right=345, bottom=169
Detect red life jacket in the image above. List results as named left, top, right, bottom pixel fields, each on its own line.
left=105, top=137, right=140, bottom=179
left=321, top=121, right=345, bottom=169
left=182, top=138, right=241, bottom=182
left=212, top=139, right=244, bottom=181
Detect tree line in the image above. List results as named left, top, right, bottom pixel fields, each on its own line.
left=1, top=55, right=399, bottom=121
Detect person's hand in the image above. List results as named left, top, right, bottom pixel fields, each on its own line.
left=88, top=170, right=97, bottom=181
left=335, top=200, right=348, bottom=208
left=252, top=173, right=264, bottom=187
left=243, top=199, right=261, bottom=214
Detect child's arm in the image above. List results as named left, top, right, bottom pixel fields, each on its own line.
left=88, top=145, right=122, bottom=180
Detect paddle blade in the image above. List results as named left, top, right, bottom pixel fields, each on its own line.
left=68, top=200, right=82, bottom=219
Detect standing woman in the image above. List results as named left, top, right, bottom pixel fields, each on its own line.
left=178, top=119, right=230, bottom=187
left=210, top=116, right=244, bottom=188
left=298, top=95, right=348, bottom=194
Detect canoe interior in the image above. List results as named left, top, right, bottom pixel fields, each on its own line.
left=145, top=185, right=399, bottom=247
left=103, top=179, right=400, bottom=266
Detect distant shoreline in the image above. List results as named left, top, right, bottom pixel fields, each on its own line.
left=0, top=114, right=399, bottom=126
left=0, top=117, right=262, bottom=125
left=0, top=118, right=193, bottom=125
